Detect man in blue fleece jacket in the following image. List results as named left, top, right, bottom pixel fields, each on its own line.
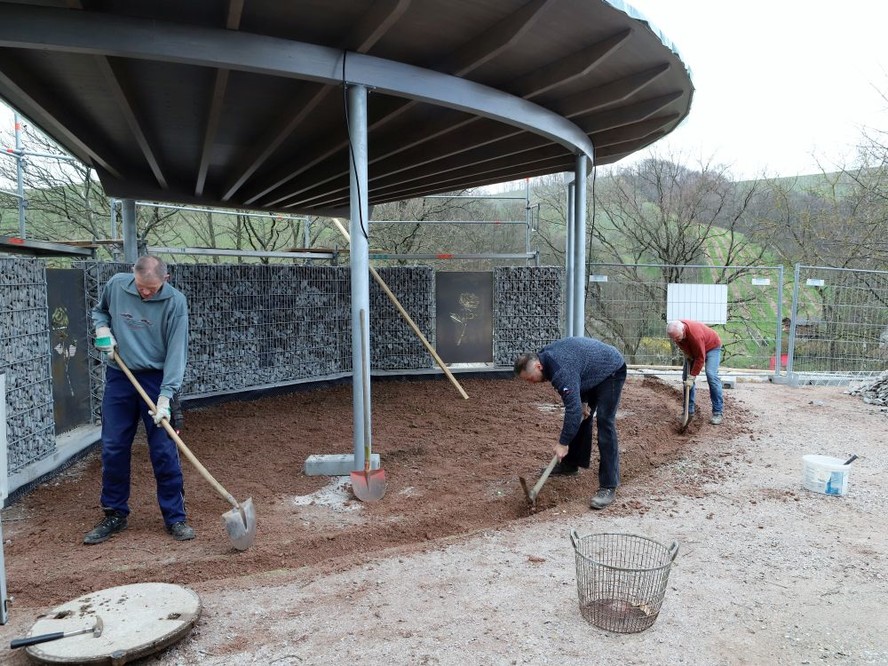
left=515, top=337, right=627, bottom=510
left=84, top=255, right=194, bottom=544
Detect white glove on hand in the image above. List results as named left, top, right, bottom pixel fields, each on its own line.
left=152, top=395, right=171, bottom=426
left=683, top=376, right=696, bottom=388
left=95, top=326, right=117, bottom=352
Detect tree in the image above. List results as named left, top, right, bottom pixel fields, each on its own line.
left=531, top=152, right=771, bottom=362
left=0, top=119, right=111, bottom=246
left=368, top=190, right=528, bottom=270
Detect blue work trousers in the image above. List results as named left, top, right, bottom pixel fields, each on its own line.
left=684, top=347, right=724, bottom=415
left=100, top=366, right=186, bottom=526
left=584, top=363, right=627, bottom=489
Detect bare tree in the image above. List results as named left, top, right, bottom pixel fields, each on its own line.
left=0, top=120, right=110, bottom=244
left=369, top=190, right=525, bottom=270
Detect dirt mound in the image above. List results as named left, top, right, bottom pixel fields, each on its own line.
left=3, top=374, right=747, bottom=609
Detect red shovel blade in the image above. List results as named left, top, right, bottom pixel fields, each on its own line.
left=351, top=468, right=387, bottom=502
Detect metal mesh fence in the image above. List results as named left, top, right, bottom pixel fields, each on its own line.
left=788, top=265, right=888, bottom=381
left=0, top=258, right=55, bottom=473
left=585, top=263, right=786, bottom=370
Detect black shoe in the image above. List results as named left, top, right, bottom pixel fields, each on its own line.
left=589, top=487, right=616, bottom=510
left=547, top=461, right=579, bottom=477
left=166, top=521, right=195, bottom=541
left=83, top=511, right=127, bottom=544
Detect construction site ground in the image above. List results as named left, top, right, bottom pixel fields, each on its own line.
left=2, top=374, right=886, bottom=665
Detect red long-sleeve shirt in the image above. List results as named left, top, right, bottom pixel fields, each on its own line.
left=676, top=319, right=721, bottom=376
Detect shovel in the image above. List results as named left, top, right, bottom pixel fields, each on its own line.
left=351, top=309, right=386, bottom=502
left=10, top=615, right=103, bottom=649
left=111, top=350, right=256, bottom=551
left=519, top=454, right=558, bottom=509
left=679, top=380, right=693, bottom=433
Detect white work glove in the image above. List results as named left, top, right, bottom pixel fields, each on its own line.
left=683, top=376, right=696, bottom=388
left=151, top=395, right=171, bottom=426
left=95, top=326, right=116, bottom=352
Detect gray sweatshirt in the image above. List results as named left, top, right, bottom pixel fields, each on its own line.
left=92, top=273, right=189, bottom=399
left=538, top=337, right=625, bottom=445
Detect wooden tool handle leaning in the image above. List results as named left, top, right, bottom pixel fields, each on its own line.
left=332, top=218, right=469, bottom=400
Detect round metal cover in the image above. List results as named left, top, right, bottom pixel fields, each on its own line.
left=23, top=582, right=201, bottom=665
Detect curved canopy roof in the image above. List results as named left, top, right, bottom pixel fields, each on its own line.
left=0, top=0, right=692, bottom=217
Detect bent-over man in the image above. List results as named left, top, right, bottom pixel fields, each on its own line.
left=514, top=336, right=627, bottom=510
left=666, top=319, right=724, bottom=425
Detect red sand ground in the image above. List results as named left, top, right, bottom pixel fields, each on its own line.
left=3, top=374, right=746, bottom=611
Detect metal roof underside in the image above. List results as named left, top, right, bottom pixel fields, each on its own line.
left=0, top=0, right=693, bottom=217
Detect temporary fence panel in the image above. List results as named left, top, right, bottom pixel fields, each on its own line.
left=585, top=263, right=786, bottom=371
left=787, top=264, right=888, bottom=382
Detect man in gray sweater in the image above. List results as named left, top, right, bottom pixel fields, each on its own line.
left=84, top=255, right=193, bottom=544
left=514, top=337, right=627, bottom=509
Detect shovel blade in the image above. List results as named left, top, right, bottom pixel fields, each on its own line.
left=351, top=469, right=387, bottom=502
left=222, top=496, right=256, bottom=551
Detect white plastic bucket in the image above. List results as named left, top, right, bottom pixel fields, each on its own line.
left=802, top=455, right=850, bottom=496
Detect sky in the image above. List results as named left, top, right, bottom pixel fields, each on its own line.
left=2, top=2, right=887, bottom=183
left=623, top=0, right=888, bottom=179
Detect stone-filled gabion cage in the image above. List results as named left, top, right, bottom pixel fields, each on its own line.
left=5, top=258, right=563, bottom=480
left=493, top=266, right=564, bottom=366
left=1, top=258, right=55, bottom=474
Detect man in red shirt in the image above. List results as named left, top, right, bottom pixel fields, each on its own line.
left=666, top=320, right=724, bottom=424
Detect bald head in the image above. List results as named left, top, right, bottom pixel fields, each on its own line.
left=132, top=256, right=168, bottom=300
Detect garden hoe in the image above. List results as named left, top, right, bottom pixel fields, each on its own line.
left=351, top=309, right=386, bottom=502
left=519, top=454, right=558, bottom=510
left=112, top=350, right=257, bottom=551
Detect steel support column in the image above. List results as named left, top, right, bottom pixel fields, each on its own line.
left=571, top=155, right=587, bottom=336
left=348, top=83, right=371, bottom=471
left=121, top=199, right=138, bottom=263
left=564, top=172, right=575, bottom=334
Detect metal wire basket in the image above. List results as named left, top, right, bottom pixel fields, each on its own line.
left=570, top=530, right=679, bottom=633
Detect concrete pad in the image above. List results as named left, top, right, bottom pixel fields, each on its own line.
left=304, top=453, right=381, bottom=476
left=722, top=375, right=736, bottom=388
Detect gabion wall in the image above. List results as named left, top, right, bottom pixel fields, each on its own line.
left=174, top=264, right=352, bottom=393
left=493, top=266, right=564, bottom=366
left=372, top=267, right=436, bottom=370
left=4, top=259, right=560, bottom=475
left=0, top=258, right=55, bottom=474
left=78, top=262, right=438, bottom=398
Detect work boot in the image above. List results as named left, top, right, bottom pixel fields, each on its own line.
left=710, top=413, right=723, bottom=425
left=83, top=511, right=127, bottom=545
left=547, top=461, right=579, bottom=476
left=589, top=487, right=616, bottom=510
left=166, top=521, right=195, bottom=541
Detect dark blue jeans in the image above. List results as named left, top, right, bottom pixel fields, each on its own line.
left=100, top=366, right=187, bottom=526
left=585, top=363, right=627, bottom=489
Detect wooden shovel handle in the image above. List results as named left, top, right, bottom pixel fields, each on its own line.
left=530, top=454, right=559, bottom=500
left=332, top=218, right=469, bottom=400
left=110, top=350, right=240, bottom=510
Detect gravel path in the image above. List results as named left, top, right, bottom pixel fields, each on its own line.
left=6, top=380, right=887, bottom=665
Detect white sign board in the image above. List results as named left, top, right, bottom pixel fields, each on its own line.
left=666, top=283, right=728, bottom=324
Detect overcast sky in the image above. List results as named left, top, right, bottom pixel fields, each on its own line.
left=624, top=0, right=888, bottom=178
